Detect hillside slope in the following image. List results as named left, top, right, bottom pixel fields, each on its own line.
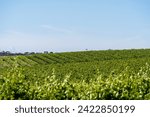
left=1, top=49, right=150, bottom=67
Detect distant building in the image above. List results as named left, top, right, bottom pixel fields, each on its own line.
left=44, top=51, right=49, bottom=54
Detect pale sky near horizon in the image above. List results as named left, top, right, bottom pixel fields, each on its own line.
left=0, top=0, right=150, bottom=52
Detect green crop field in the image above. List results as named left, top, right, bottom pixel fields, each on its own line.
left=0, top=49, right=150, bottom=100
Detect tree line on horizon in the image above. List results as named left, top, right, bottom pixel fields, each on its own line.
left=0, top=51, right=53, bottom=56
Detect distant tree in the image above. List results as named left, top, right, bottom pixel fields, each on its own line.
left=24, top=52, right=30, bottom=55
left=30, top=52, right=35, bottom=54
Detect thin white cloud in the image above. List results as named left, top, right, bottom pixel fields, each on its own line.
left=40, top=25, right=72, bottom=33
left=5, top=30, right=24, bottom=35
left=1, top=29, right=149, bottom=53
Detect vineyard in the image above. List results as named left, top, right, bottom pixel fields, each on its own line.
left=0, top=49, right=150, bottom=99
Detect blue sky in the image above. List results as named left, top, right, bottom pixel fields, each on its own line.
left=0, top=0, right=150, bottom=52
